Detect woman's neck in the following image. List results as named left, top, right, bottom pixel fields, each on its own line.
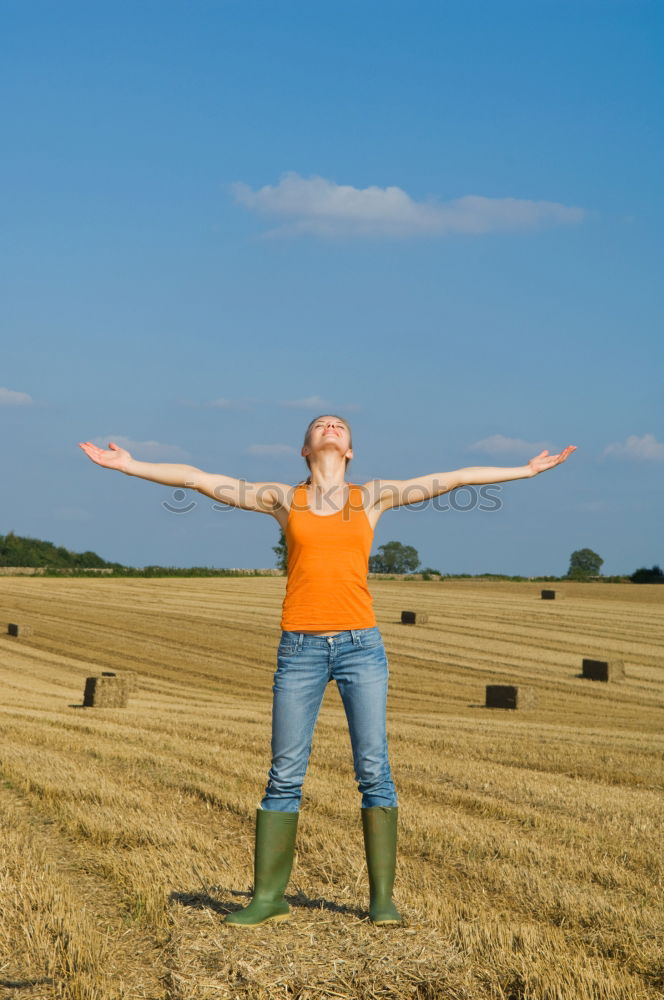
left=306, top=456, right=347, bottom=493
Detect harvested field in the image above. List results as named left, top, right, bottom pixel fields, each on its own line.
left=0, top=577, right=662, bottom=999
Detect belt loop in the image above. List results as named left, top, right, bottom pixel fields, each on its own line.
left=297, top=633, right=304, bottom=649
left=351, top=629, right=359, bottom=645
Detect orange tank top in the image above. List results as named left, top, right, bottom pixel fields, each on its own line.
left=280, top=482, right=376, bottom=631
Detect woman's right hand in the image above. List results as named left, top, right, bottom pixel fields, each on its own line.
left=78, top=440, right=133, bottom=472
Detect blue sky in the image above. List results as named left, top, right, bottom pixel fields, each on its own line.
left=2, top=0, right=662, bottom=574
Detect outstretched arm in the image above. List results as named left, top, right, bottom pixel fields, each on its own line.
left=450, top=445, right=577, bottom=487
left=368, top=445, right=577, bottom=513
left=78, top=440, right=288, bottom=515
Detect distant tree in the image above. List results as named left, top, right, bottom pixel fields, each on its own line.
left=0, top=532, right=120, bottom=568
left=566, top=548, right=604, bottom=580
left=369, top=541, right=420, bottom=574
left=273, top=529, right=288, bottom=574
left=630, top=564, right=664, bottom=584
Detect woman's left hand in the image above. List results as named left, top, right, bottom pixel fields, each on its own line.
left=527, top=445, right=577, bottom=476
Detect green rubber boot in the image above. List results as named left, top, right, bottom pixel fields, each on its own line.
left=225, top=808, right=299, bottom=927
left=361, top=806, right=402, bottom=926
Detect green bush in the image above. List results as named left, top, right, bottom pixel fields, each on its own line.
left=630, top=565, right=664, bottom=584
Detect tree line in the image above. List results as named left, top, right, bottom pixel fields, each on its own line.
left=274, top=531, right=662, bottom=583
left=2, top=530, right=661, bottom=582
left=0, top=531, right=123, bottom=569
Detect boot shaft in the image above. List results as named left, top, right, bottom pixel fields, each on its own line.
left=253, top=807, right=299, bottom=899
left=361, top=806, right=401, bottom=925
left=361, top=806, right=398, bottom=890
left=225, top=808, right=299, bottom=926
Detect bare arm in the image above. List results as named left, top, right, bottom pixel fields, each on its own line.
left=78, top=440, right=289, bottom=515
left=368, top=446, right=577, bottom=513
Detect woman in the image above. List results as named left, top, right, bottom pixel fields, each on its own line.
left=79, top=418, right=575, bottom=928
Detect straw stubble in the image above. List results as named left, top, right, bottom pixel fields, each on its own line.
left=0, top=576, right=661, bottom=999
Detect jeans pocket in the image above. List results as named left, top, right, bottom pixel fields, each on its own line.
left=278, top=642, right=299, bottom=657
left=359, top=628, right=383, bottom=649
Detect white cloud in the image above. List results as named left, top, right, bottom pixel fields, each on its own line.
left=232, top=172, right=586, bottom=238
left=280, top=396, right=361, bottom=412
left=247, top=444, right=297, bottom=457
left=0, top=387, right=32, bottom=405
left=178, top=397, right=255, bottom=410
left=281, top=395, right=330, bottom=409
left=603, top=433, right=664, bottom=461
left=208, top=397, right=253, bottom=410
left=91, top=435, right=190, bottom=460
left=210, top=398, right=237, bottom=409
left=468, top=434, right=550, bottom=457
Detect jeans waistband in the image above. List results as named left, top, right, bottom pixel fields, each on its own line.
left=280, top=626, right=380, bottom=647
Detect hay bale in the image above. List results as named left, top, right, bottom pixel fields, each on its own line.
left=485, top=684, right=537, bottom=710
left=100, top=670, right=137, bottom=691
left=582, top=658, right=625, bottom=682
left=83, top=676, right=129, bottom=708
left=401, top=611, right=429, bottom=625
left=7, top=623, right=32, bottom=637
left=541, top=589, right=556, bottom=600
left=122, top=670, right=138, bottom=693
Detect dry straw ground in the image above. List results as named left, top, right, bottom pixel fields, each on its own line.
left=0, top=577, right=662, bottom=1000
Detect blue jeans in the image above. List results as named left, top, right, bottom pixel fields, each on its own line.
left=261, top=627, right=398, bottom=812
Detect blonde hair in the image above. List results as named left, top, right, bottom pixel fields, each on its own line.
left=300, top=415, right=353, bottom=485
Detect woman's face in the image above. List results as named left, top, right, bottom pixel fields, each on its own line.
left=303, top=416, right=353, bottom=462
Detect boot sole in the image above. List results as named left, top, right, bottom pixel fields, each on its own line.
left=224, top=912, right=292, bottom=927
